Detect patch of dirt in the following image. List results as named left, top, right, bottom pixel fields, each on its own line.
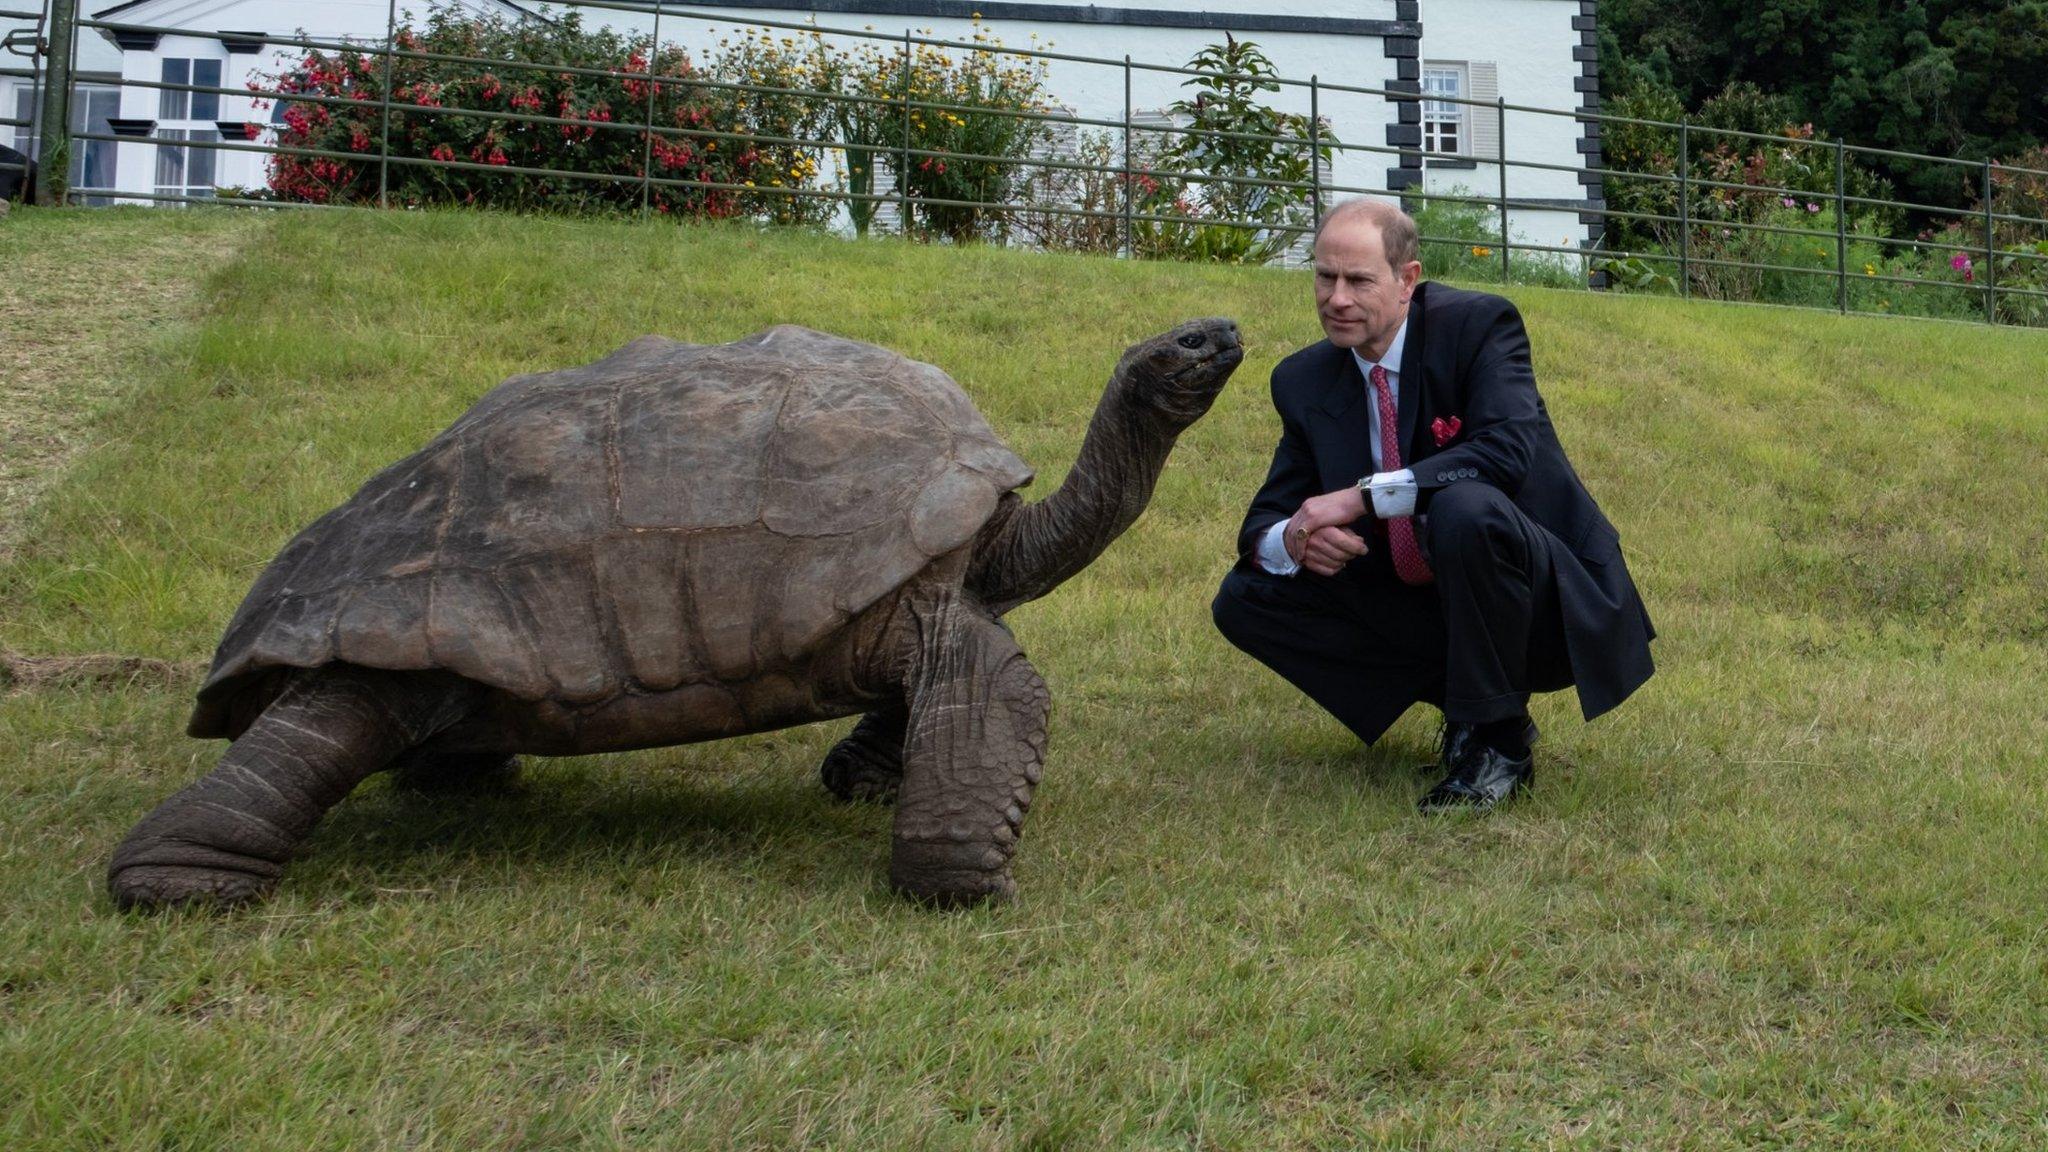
left=0, top=210, right=261, bottom=564
left=0, top=648, right=201, bottom=693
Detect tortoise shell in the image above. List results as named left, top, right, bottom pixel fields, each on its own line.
left=189, top=327, right=1034, bottom=736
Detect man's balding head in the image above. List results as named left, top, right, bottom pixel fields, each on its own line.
left=1315, top=198, right=1420, bottom=273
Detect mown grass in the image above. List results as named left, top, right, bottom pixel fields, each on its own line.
left=4, top=207, right=2048, bottom=1149
left=0, top=207, right=261, bottom=562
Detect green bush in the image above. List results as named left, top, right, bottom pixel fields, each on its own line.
left=1131, top=36, right=1331, bottom=266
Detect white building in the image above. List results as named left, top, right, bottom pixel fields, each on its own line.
left=2, top=0, right=1604, bottom=250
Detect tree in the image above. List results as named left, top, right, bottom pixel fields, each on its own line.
left=1599, top=1, right=2048, bottom=209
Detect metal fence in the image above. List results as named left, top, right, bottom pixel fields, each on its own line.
left=13, top=0, right=2048, bottom=328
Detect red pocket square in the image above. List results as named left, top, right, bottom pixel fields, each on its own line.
left=1431, top=416, right=1463, bottom=447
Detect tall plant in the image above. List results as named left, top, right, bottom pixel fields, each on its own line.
left=1133, top=35, right=1332, bottom=265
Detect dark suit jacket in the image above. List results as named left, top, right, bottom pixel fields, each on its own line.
left=1235, top=281, right=1654, bottom=721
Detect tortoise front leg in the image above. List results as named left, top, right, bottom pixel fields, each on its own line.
left=108, top=667, right=473, bottom=911
left=890, top=599, right=1049, bottom=906
left=819, top=709, right=907, bottom=803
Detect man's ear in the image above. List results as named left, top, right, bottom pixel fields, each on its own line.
left=1399, top=259, right=1423, bottom=300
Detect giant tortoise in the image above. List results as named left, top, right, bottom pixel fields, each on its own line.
left=110, top=319, right=1243, bottom=909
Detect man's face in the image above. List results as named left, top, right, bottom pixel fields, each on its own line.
left=1312, top=217, right=1422, bottom=360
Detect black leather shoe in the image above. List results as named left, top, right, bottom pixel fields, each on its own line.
left=1420, top=722, right=1533, bottom=813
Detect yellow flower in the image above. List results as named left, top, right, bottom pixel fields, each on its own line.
left=1471, top=246, right=1492, bottom=257
left=1864, top=263, right=1876, bottom=276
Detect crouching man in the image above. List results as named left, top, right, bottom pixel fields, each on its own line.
left=1213, top=198, right=1655, bottom=810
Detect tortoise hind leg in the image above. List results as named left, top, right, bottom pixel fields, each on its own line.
left=819, top=709, right=906, bottom=803
left=889, top=600, right=1049, bottom=907
left=108, top=667, right=475, bottom=911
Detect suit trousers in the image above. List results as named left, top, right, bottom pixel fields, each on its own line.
left=1211, top=482, right=1573, bottom=743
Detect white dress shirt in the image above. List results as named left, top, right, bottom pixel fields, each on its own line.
left=1256, top=320, right=1421, bottom=575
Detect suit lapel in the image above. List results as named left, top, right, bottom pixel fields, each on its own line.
left=1395, top=283, right=1426, bottom=463
left=1310, top=344, right=1374, bottom=491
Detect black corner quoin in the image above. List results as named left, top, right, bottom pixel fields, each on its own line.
left=1385, top=1, right=1423, bottom=200
left=1575, top=0, right=1606, bottom=276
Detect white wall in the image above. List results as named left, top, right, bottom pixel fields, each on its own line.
left=1418, top=0, right=1586, bottom=255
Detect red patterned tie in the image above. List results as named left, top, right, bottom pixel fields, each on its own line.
left=1369, top=364, right=1434, bottom=585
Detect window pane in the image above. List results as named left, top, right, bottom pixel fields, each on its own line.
left=1423, top=68, right=1461, bottom=116
left=188, top=129, right=218, bottom=189
left=13, top=88, right=33, bottom=156
left=155, top=128, right=186, bottom=190
left=160, top=59, right=190, bottom=120
left=72, top=89, right=120, bottom=189
left=192, top=60, right=222, bottom=121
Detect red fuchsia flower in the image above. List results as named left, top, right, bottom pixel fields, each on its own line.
left=243, top=122, right=261, bottom=140
left=1431, top=415, right=1463, bottom=447
left=349, top=127, right=372, bottom=152
left=430, top=143, right=456, bottom=163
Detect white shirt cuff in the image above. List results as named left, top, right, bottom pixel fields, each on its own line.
left=1366, top=469, right=1418, bottom=518
left=1256, top=519, right=1302, bottom=575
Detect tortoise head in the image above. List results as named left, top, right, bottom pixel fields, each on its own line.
left=1113, top=317, right=1245, bottom=432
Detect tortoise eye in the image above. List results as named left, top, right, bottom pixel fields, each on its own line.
left=1176, top=333, right=1206, bottom=350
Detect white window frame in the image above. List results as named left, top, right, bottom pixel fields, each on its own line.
left=1422, top=63, right=1467, bottom=158
left=154, top=56, right=224, bottom=201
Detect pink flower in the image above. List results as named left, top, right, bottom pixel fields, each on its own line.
left=1951, top=252, right=1971, bottom=271
left=1780, top=197, right=1795, bottom=208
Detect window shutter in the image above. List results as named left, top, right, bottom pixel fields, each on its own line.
left=1467, top=61, right=1499, bottom=160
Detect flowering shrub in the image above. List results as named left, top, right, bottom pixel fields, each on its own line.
left=1131, top=36, right=1331, bottom=265
left=806, top=24, right=1051, bottom=242
left=262, top=7, right=821, bottom=220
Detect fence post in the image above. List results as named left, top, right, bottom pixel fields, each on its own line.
left=1835, top=139, right=1848, bottom=314
left=32, top=0, right=76, bottom=206
left=1122, top=55, right=1133, bottom=260
left=1496, top=96, right=1509, bottom=282
left=1676, top=117, right=1689, bottom=298
left=376, top=0, right=397, bottom=208
left=638, top=2, right=663, bottom=217
left=1308, top=75, right=1321, bottom=231
left=1983, top=159, right=1997, bottom=325
left=898, top=29, right=912, bottom=237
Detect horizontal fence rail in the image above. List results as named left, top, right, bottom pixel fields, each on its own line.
left=12, top=0, right=2046, bottom=328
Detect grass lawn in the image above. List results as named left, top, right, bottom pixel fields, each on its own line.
left=4, top=207, right=2048, bottom=1149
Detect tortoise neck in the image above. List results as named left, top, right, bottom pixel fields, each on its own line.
left=967, top=377, right=1176, bottom=615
